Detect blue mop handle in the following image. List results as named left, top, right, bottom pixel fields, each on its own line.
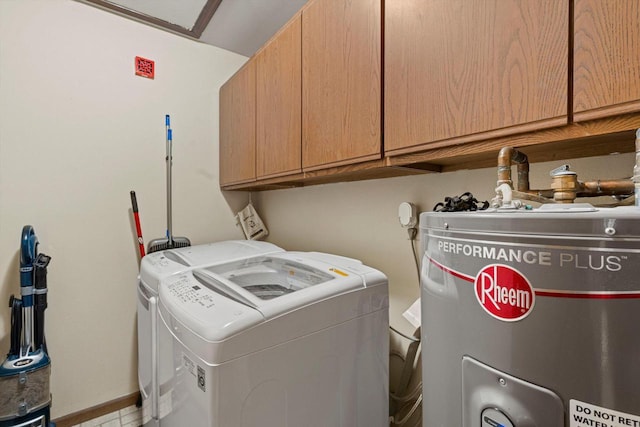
left=165, top=115, right=173, bottom=242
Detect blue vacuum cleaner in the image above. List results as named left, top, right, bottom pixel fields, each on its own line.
left=0, top=226, right=55, bottom=427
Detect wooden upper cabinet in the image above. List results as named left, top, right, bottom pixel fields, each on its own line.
left=219, top=60, right=256, bottom=186
left=574, top=0, right=640, bottom=121
left=256, top=13, right=302, bottom=179
left=384, top=0, right=568, bottom=154
left=302, top=0, right=382, bottom=170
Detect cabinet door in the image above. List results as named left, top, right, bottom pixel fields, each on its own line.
left=256, top=13, right=302, bottom=179
left=385, top=0, right=568, bottom=154
left=302, top=0, right=382, bottom=170
left=219, top=60, right=256, bottom=186
left=574, top=0, right=640, bottom=121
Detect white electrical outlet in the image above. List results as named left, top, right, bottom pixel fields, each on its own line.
left=398, top=202, right=417, bottom=228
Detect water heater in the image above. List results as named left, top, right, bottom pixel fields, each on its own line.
left=420, top=204, right=640, bottom=426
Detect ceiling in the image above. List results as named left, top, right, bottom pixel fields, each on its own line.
left=80, top=0, right=309, bottom=57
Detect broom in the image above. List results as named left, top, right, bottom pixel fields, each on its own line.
left=148, top=115, right=191, bottom=252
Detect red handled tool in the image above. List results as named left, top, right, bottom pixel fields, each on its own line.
left=130, top=190, right=146, bottom=259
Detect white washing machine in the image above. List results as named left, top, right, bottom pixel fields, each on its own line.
left=137, top=241, right=284, bottom=425
left=157, top=251, right=389, bottom=427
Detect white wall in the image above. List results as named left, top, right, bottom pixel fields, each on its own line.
left=254, top=152, right=635, bottom=339
left=0, top=0, right=248, bottom=418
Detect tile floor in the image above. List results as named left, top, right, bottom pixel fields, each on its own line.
left=71, top=404, right=142, bottom=427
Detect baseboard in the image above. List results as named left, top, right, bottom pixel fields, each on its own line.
left=53, top=391, right=139, bottom=427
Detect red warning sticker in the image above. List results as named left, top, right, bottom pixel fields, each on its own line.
left=474, top=264, right=535, bottom=322
left=135, top=56, right=155, bottom=79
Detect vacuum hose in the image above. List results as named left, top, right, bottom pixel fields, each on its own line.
left=34, top=253, right=52, bottom=352
left=8, top=296, right=23, bottom=357
left=20, top=225, right=38, bottom=352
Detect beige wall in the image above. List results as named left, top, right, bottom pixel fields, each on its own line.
left=0, top=0, right=248, bottom=418
left=254, top=152, right=635, bottom=339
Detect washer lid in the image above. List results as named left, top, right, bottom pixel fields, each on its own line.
left=192, top=252, right=371, bottom=319
left=162, top=240, right=284, bottom=267
left=140, top=240, right=284, bottom=292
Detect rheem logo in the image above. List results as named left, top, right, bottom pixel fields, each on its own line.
left=474, top=264, right=535, bottom=321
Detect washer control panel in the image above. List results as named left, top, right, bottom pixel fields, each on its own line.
left=167, top=275, right=216, bottom=309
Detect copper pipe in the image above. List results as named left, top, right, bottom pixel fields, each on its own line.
left=579, top=180, right=635, bottom=196
left=523, top=189, right=555, bottom=199
left=496, top=147, right=514, bottom=187
left=496, top=140, right=636, bottom=205
left=497, top=147, right=530, bottom=192
left=511, top=190, right=554, bottom=204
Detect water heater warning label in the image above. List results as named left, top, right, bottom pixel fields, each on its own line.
left=570, top=400, right=640, bottom=427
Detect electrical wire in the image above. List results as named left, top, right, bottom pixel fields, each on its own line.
left=389, top=222, right=423, bottom=427
left=389, top=393, right=423, bottom=426
left=389, top=321, right=422, bottom=425
left=594, top=194, right=636, bottom=207
left=390, top=349, right=406, bottom=361
left=408, top=228, right=420, bottom=284
left=390, top=325, right=420, bottom=343
left=390, top=381, right=423, bottom=403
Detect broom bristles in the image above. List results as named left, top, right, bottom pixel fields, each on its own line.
left=147, top=237, right=191, bottom=254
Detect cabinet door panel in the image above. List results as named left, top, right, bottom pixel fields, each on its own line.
left=220, top=61, right=256, bottom=186
left=302, top=0, right=382, bottom=170
left=385, top=0, right=568, bottom=153
left=256, top=14, right=302, bottom=179
left=574, top=0, right=640, bottom=121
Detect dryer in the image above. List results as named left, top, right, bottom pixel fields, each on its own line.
left=137, top=241, right=284, bottom=425
left=157, top=251, right=389, bottom=427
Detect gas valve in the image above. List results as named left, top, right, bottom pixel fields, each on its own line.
left=550, top=164, right=579, bottom=203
